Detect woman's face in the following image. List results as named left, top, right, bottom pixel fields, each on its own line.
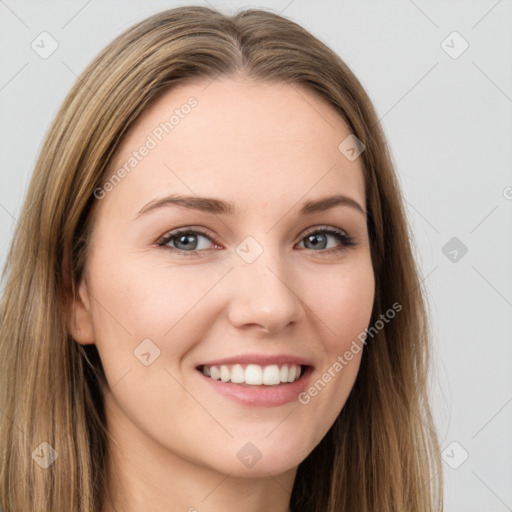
left=72, top=77, right=375, bottom=477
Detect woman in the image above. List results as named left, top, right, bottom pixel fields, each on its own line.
left=0, top=6, right=443, bottom=512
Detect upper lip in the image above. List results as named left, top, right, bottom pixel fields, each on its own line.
left=197, top=353, right=313, bottom=368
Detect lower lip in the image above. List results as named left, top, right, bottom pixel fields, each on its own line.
left=197, top=366, right=314, bottom=407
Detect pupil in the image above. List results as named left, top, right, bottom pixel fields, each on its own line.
left=177, top=234, right=197, bottom=250
left=307, top=233, right=326, bottom=249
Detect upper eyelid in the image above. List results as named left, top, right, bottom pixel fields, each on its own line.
left=302, top=225, right=349, bottom=236
left=158, top=226, right=216, bottom=242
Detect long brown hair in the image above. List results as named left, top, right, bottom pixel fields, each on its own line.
left=0, top=6, right=443, bottom=511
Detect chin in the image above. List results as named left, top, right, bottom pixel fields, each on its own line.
left=196, top=438, right=312, bottom=478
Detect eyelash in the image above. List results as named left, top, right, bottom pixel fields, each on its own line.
left=156, top=225, right=356, bottom=256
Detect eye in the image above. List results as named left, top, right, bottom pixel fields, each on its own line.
left=157, top=228, right=217, bottom=253
left=297, top=226, right=356, bottom=253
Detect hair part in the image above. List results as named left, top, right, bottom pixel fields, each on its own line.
left=0, top=6, right=443, bottom=511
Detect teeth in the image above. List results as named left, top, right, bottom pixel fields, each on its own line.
left=201, top=363, right=303, bottom=386
left=230, top=364, right=245, bottom=383
left=210, top=366, right=220, bottom=380
left=245, top=364, right=263, bottom=385
left=220, top=365, right=230, bottom=382
left=262, top=365, right=280, bottom=385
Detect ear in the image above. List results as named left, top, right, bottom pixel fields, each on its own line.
left=62, top=252, right=95, bottom=345
left=68, top=279, right=95, bottom=345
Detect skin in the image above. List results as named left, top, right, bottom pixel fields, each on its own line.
left=69, top=77, right=375, bottom=512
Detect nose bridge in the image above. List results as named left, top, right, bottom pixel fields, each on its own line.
left=227, top=235, right=304, bottom=331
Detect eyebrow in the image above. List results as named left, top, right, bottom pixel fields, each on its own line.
left=135, top=193, right=367, bottom=219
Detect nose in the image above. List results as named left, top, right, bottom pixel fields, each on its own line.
left=226, top=249, right=306, bottom=334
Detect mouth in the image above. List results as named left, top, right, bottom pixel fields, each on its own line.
left=196, top=363, right=310, bottom=387
left=195, top=354, right=314, bottom=407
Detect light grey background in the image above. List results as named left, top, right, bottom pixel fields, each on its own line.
left=1, top=1, right=511, bottom=510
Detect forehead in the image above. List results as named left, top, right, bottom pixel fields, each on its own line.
left=101, top=77, right=366, bottom=217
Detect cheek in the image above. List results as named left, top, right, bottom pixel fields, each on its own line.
left=304, top=259, right=375, bottom=348
left=87, top=253, right=223, bottom=336
left=85, top=251, right=232, bottom=383
left=297, top=259, right=374, bottom=409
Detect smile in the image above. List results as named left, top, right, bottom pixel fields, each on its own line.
left=196, top=362, right=313, bottom=407
left=199, top=363, right=303, bottom=386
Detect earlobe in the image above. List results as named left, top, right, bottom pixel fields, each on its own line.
left=68, top=282, right=96, bottom=345
left=62, top=250, right=95, bottom=345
